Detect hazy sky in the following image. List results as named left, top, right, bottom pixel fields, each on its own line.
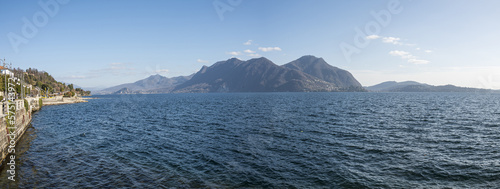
left=1, top=0, right=500, bottom=90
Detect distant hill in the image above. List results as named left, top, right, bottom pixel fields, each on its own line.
left=1, top=67, right=91, bottom=96
left=366, top=81, right=428, bottom=92
left=113, top=87, right=136, bottom=94
left=95, top=74, right=192, bottom=94
left=366, top=81, right=494, bottom=92
left=283, top=55, right=362, bottom=88
left=173, top=56, right=365, bottom=93
left=98, top=55, right=365, bottom=94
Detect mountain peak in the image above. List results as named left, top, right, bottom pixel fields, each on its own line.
left=298, top=55, right=321, bottom=60
left=250, top=57, right=271, bottom=61
left=142, top=74, right=167, bottom=82
left=212, top=58, right=244, bottom=67
left=148, top=74, right=164, bottom=78
left=246, top=57, right=273, bottom=64
left=298, top=55, right=325, bottom=62
left=283, top=56, right=362, bottom=88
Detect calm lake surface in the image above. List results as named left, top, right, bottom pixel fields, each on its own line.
left=1, top=92, right=500, bottom=188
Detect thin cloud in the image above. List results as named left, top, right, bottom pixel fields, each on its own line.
left=389, top=50, right=416, bottom=59
left=247, top=53, right=262, bottom=57
left=408, top=59, right=430, bottom=65
left=61, top=62, right=137, bottom=81
left=389, top=50, right=430, bottom=65
left=244, top=49, right=255, bottom=53
left=258, top=47, right=282, bottom=52
left=425, top=50, right=432, bottom=53
left=368, top=35, right=425, bottom=48
left=367, top=35, right=409, bottom=45
left=382, top=37, right=402, bottom=45
left=197, top=59, right=209, bottom=63
left=366, top=35, right=381, bottom=40
left=227, top=51, right=242, bottom=56
left=243, top=40, right=253, bottom=45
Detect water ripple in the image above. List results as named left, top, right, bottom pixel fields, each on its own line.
left=1, top=93, right=500, bottom=188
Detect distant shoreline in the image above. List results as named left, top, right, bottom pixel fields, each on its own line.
left=42, top=96, right=91, bottom=106
left=81, top=97, right=99, bottom=100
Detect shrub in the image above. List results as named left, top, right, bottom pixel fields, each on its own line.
left=39, top=98, right=43, bottom=108
left=63, top=91, right=75, bottom=97
left=24, top=99, right=29, bottom=112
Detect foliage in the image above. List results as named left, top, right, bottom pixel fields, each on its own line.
left=0, top=74, right=11, bottom=92
left=63, top=91, right=75, bottom=97
left=39, top=98, right=43, bottom=107
left=24, top=99, right=29, bottom=112
left=75, top=87, right=91, bottom=96
left=15, top=82, right=21, bottom=95
left=41, top=83, right=49, bottom=91
left=1, top=66, right=91, bottom=96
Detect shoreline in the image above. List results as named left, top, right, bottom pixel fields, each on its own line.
left=0, top=97, right=40, bottom=169
left=42, top=97, right=91, bottom=106
left=1, top=96, right=95, bottom=168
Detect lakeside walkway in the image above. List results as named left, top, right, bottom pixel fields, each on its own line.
left=41, top=96, right=90, bottom=106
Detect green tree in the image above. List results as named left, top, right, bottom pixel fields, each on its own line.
left=15, top=83, right=21, bottom=95
left=24, top=99, right=29, bottom=112
left=0, top=75, right=5, bottom=92
left=36, top=81, right=43, bottom=88
left=41, top=83, right=49, bottom=92
left=63, top=91, right=75, bottom=97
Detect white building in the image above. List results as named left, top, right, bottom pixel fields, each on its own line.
left=0, top=66, right=14, bottom=77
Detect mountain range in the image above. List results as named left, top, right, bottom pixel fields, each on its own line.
left=366, top=81, right=495, bottom=92
left=96, top=74, right=192, bottom=94
left=95, top=55, right=365, bottom=94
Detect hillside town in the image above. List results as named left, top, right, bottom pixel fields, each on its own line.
left=0, top=59, right=91, bottom=103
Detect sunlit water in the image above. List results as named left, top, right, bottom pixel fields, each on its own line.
left=1, top=92, right=500, bottom=188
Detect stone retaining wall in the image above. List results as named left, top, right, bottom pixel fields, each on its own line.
left=0, top=98, right=40, bottom=166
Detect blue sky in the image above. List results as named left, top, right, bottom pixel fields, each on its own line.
left=1, top=0, right=500, bottom=90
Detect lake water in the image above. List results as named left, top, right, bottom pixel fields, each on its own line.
left=1, top=92, right=500, bottom=188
